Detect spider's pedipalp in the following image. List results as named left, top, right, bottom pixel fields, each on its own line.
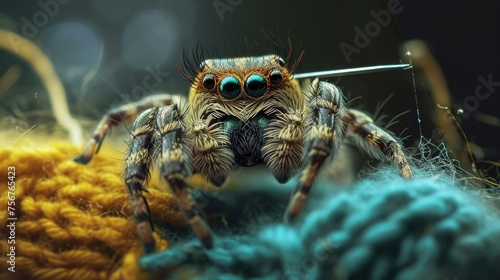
left=262, top=109, right=305, bottom=183
left=156, top=104, right=214, bottom=249
left=189, top=117, right=235, bottom=187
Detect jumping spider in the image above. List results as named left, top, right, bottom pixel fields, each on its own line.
left=75, top=52, right=413, bottom=254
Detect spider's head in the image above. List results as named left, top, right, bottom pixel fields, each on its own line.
left=184, top=54, right=304, bottom=123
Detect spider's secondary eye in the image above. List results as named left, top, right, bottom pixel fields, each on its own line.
left=219, top=76, right=240, bottom=99
left=270, top=71, right=283, bottom=85
left=199, top=61, right=207, bottom=71
left=277, top=57, right=285, bottom=67
left=245, top=74, right=267, bottom=98
left=202, top=75, right=215, bottom=90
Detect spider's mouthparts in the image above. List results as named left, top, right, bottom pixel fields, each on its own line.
left=223, top=114, right=270, bottom=166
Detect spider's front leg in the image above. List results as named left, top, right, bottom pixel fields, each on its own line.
left=155, top=105, right=214, bottom=249
left=285, top=81, right=414, bottom=222
left=124, top=107, right=160, bottom=254
left=285, top=80, right=346, bottom=222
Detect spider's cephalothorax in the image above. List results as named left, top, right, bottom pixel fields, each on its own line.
left=75, top=53, right=413, bottom=254
left=187, top=55, right=306, bottom=186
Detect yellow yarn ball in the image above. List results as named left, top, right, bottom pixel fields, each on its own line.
left=0, top=140, right=175, bottom=280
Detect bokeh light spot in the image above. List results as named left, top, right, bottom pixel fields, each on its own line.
left=121, top=10, right=177, bottom=69
left=39, top=22, right=103, bottom=89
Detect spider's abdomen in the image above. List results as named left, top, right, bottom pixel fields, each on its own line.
left=223, top=114, right=270, bottom=167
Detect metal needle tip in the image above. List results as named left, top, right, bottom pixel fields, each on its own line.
left=293, top=64, right=412, bottom=79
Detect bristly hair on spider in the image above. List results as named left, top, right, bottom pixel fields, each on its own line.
left=178, top=37, right=304, bottom=84
left=178, top=41, right=208, bottom=83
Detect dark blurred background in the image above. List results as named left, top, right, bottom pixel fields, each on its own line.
left=0, top=0, right=499, bottom=173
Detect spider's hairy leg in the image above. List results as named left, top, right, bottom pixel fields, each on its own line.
left=74, top=94, right=176, bottom=164
left=124, top=107, right=158, bottom=254
left=285, top=80, right=346, bottom=222
left=343, top=109, right=413, bottom=179
left=156, top=105, right=214, bottom=249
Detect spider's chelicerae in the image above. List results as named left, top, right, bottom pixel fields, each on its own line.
left=75, top=52, right=413, bottom=254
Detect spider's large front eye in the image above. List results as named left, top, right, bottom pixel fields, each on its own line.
left=219, top=76, right=240, bottom=99
left=202, top=75, right=215, bottom=90
left=270, top=70, right=283, bottom=85
left=245, top=74, right=267, bottom=98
